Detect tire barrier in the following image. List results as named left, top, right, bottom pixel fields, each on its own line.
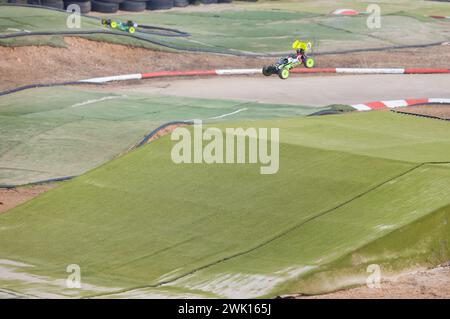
left=64, top=0, right=91, bottom=14
left=119, top=0, right=146, bottom=11
left=350, top=98, right=450, bottom=111
left=91, top=0, right=119, bottom=12
left=146, top=0, right=174, bottom=10
left=174, top=0, right=189, bottom=7
left=42, top=0, right=64, bottom=9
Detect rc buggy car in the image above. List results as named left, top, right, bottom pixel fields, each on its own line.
left=263, top=40, right=315, bottom=79
left=102, top=19, right=137, bottom=34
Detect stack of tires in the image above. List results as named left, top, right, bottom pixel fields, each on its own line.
left=146, top=0, right=173, bottom=10
left=64, top=0, right=91, bottom=14
left=91, top=0, right=120, bottom=13
left=120, top=0, right=146, bottom=11
left=39, top=0, right=64, bottom=9
left=91, top=0, right=148, bottom=12
left=174, top=0, right=188, bottom=7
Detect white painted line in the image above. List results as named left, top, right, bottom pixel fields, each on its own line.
left=215, top=69, right=261, bottom=75
left=428, top=98, right=450, bottom=104
left=351, top=104, right=372, bottom=111
left=336, top=68, right=405, bottom=74
left=208, top=108, right=248, bottom=119
left=79, top=73, right=142, bottom=83
left=381, top=100, right=408, bottom=108
left=70, top=96, right=125, bottom=107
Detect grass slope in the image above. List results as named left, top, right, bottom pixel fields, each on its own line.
left=0, top=86, right=322, bottom=185
left=1, top=3, right=449, bottom=53
left=0, top=111, right=449, bottom=298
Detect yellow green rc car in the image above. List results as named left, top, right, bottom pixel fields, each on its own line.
left=102, top=19, right=137, bottom=34
left=263, top=40, right=315, bottom=79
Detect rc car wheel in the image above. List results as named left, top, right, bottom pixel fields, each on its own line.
left=278, top=68, right=289, bottom=80
left=262, top=66, right=272, bottom=76
left=304, top=57, right=315, bottom=68
left=128, top=26, right=136, bottom=34
left=110, top=20, right=118, bottom=28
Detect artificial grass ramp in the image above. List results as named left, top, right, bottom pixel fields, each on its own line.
left=0, top=111, right=449, bottom=298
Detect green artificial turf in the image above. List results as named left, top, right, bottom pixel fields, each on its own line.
left=1, top=3, right=449, bottom=53
left=0, top=86, right=322, bottom=186
left=0, top=111, right=449, bottom=298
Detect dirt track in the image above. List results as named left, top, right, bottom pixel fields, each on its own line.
left=295, top=264, right=450, bottom=299
left=126, top=74, right=450, bottom=106
left=0, top=185, right=55, bottom=214
left=1, top=37, right=450, bottom=91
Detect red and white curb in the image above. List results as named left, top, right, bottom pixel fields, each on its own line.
left=429, top=15, right=450, bottom=20
left=78, top=67, right=450, bottom=83
left=330, top=9, right=360, bottom=16
left=351, top=98, right=450, bottom=111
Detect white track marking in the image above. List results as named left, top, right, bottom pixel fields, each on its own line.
left=428, top=98, right=450, bottom=104
left=79, top=73, right=142, bottom=83
left=381, top=100, right=409, bottom=108
left=351, top=104, right=373, bottom=111
left=208, top=108, right=248, bottom=119
left=336, top=68, right=405, bottom=74
left=70, top=96, right=125, bottom=107
left=215, top=69, right=261, bottom=75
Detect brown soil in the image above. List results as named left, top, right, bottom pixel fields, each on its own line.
left=0, top=184, right=55, bottom=214
left=293, top=264, right=450, bottom=299
left=395, top=104, right=450, bottom=120
left=1, top=37, right=449, bottom=91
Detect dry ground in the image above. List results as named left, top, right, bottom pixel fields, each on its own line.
left=395, top=104, right=450, bottom=120
left=0, top=184, right=55, bottom=214
left=294, top=264, right=450, bottom=299
left=1, top=37, right=449, bottom=299
left=1, top=37, right=449, bottom=91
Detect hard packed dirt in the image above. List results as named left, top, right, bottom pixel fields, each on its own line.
left=294, top=264, right=450, bottom=299
left=1, top=37, right=449, bottom=91
left=395, top=104, right=450, bottom=120
left=0, top=184, right=56, bottom=214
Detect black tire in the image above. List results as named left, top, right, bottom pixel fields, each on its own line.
left=91, top=0, right=119, bottom=12
left=174, top=0, right=188, bottom=6
left=96, top=0, right=124, bottom=3
left=200, top=0, right=217, bottom=3
left=42, top=0, right=64, bottom=9
left=64, top=1, right=91, bottom=13
left=262, top=66, right=272, bottom=76
left=146, top=0, right=173, bottom=10
left=119, top=0, right=145, bottom=11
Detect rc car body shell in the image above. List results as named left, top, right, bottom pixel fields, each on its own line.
left=263, top=41, right=315, bottom=79
left=102, top=19, right=138, bottom=34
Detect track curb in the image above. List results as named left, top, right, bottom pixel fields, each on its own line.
left=350, top=98, right=450, bottom=111
left=78, top=67, right=450, bottom=83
